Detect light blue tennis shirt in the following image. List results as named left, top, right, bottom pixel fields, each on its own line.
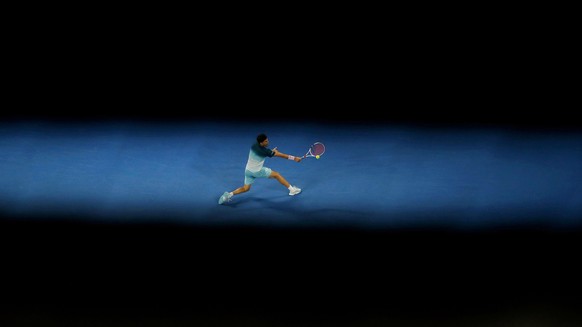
left=245, top=142, right=275, bottom=172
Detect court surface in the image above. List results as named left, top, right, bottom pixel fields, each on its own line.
left=1, top=119, right=581, bottom=231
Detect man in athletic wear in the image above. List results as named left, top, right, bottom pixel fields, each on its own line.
left=218, top=133, right=302, bottom=204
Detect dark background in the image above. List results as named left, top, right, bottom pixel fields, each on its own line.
left=3, top=12, right=580, bottom=325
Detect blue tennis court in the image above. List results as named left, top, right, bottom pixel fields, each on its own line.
left=1, top=119, right=581, bottom=230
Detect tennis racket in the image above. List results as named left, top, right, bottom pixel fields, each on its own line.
left=302, top=142, right=325, bottom=159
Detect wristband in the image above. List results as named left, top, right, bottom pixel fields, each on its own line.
left=288, top=155, right=295, bottom=160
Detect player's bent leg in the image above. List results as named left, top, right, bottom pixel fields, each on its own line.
left=269, top=170, right=291, bottom=189
left=270, top=170, right=301, bottom=195
left=233, top=184, right=251, bottom=195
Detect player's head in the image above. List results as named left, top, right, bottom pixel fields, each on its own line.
left=257, top=133, right=268, bottom=146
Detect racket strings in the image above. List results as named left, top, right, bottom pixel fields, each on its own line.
left=311, top=143, right=325, bottom=156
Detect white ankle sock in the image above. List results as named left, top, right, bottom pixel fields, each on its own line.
left=288, top=186, right=294, bottom=191
left=229, top=192, right=233, bottom=196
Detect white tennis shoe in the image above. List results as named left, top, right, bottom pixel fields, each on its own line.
left=288, top=186, right=302, bottom=196
left=218, top=192, right=232, bottom=204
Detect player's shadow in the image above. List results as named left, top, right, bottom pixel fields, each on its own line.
left=227, top=195, right=367, bottom=225
left=227, top=195, right=289, bottom=209
left=225, top=195, right=310, bottom=220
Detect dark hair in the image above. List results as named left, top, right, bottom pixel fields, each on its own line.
left=257, top=133, right=267, bottom=143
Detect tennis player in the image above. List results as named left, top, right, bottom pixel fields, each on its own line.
left=218, top=133, right=302, bottom=204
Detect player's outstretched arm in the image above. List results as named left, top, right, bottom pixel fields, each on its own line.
left=273, top=148, right=302, bottom=162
